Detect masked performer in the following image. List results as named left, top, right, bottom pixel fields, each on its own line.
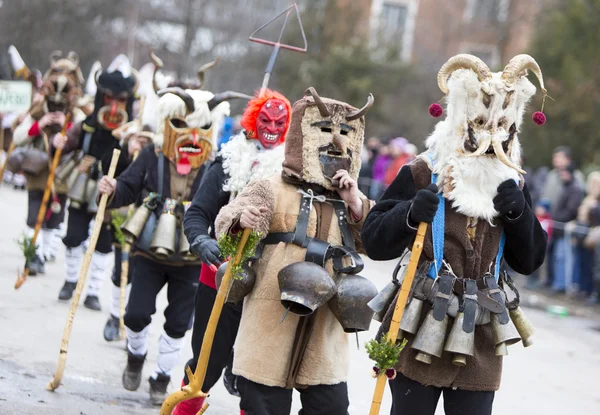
left=11, top=51, right=84, bottom=274
left=173, top=89, right=291, bottom=414
left=361, top=54, right=548, bottom=415
left=53, top=55, right=138, bottom=310
left=98, top=84, right=235, bottom=405
left=213, top=88, right=374, bottom=414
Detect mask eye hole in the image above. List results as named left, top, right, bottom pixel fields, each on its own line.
left=170, top=118, right=188, bottom=129
left=498, top=117, right=507, bottom=129
left=340, top=130, right=349, bottom=136
left=201, top=123, right=212, bottom=130
left=475, top=117, right=485, bottom=126
left=320, top=127, right=332, bottom=133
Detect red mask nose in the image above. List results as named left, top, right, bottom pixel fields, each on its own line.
left=192, top=130, right=198, bottom=144
left=110, top=102, right=118, bottom=117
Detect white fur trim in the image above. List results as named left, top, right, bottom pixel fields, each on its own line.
left=220, top=132, right=285, bottom=194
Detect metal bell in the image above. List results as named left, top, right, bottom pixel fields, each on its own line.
left=86, top=180, right=99, bottom=213
left=443, top=312, right=475, bottom=367
left=122, top=205, right=152, bottom=243
left=329, top=274, right=378, bottom=333
left=67, top=172, right=89, bottom=207
left=368, top=280, right=400, bottom=323
left=491, top=313, right=521, bottom=356
left=412, top=309, right=448, bottom=364
left=55, top=156, right=78, bottom=184
left=398, top=297, right=424, bottom=340
left=150, top=211, right=177, bottom=259
left=509, top=307, right=535, bottom=347
left=278, top=261, right=336, bottom=316
left=215, top=261, right=257, bottom=304
left=179, top=226, right=194, bottom=260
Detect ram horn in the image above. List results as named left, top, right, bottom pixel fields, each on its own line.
left=197, top=57, right=220, bottom=89
left=492, top=139, right=526, bottom=174
left=305, top=87, right=330, bottom=117
left=501, top=54, right=547, bottom=93
left=149, top=48, right=164, bottom=93
left=437, top=54, right=492, bottom=94
left=67, top=51, right=80, bottom=67
left=207, top=91, right=253, bottom=110
left=49, top=50, right=63, bottom=66
left=157, top=87, right=195, bottom=113
left=346, top=93, right=374, bottom=121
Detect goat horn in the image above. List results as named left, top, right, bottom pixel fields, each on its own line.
left=197, top=57, right=220, bottom=89
left=67, top=51, right=79, bottom=67
left=305, top=87, right=330, bottom=117
left=346, top=93, right=374, bottom=121
left=149, top=48, right=164, bottom=93
left=207, top=91, right=252, bottom=111
left=157, top=87, right=195, bottom=113
left=501, top=54, right=546, bottom=94
left=437, top=54, right=492, bottom=94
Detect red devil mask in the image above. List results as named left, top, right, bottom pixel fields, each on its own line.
left=240, top=89, right=291, bottom=149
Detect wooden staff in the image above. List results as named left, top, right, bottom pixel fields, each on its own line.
left=47, top=148, right=121, bottom=391
left=160, top=228, right=251, bottom=415
left=118, top=149, right=140, bottom=339
left=369, top=222, right=428, bottom=415
left=15, top=114, right=71, bottom=289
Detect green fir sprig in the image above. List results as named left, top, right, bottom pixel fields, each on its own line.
left=365, top=338, right=407, bottom=371
left=18, top=234, right=38, bottom=263
left=111, top=211, right=128, bottom=245
left=218, top=230, right=262, bottom=280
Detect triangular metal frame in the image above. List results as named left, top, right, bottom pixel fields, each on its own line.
left=248, top=3, right=308, bottom=53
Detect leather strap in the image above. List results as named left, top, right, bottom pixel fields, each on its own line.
left=462, top=279, right=477, bottom=333
left=432, top=273, right=455, bottom=321
left=483, top=273, right=509, bottom=324
left=82, top=132, right=92, bottom=154
left=292, top=196, right=312, bottom=247
left=305, top=238, right=330, bottom=268
left=332, top=200, right=356, bottom=251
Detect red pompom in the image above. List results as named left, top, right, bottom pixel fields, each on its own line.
left=385, top=369, right=397, bottom=380
left=429, top=103, right=443, bottom=117
left=532, top=111, right=546, bottom=125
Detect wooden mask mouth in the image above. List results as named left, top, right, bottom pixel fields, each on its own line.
left=319, top=144, right=352, bottom=182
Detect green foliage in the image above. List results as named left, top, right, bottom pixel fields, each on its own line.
left=111, top=211, right=128, bottom=245
left=218, top=231, right=262, bottom=280
left=523, top=0, right=600, bottom=168
left=365, top=338, right=407, bottom=371
left=18, top=235, right=38, bottom=263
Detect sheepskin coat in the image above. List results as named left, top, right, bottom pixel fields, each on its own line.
left=215, top=174, right=372, bottom=388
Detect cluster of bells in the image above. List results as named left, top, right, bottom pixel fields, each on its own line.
left=56, top=153, right=100, bottom=214
left=215, top=260, right=380, bottom=334
left=119, top=196, right=195, bottom=260
left=369, top=281, right=535, bottom=367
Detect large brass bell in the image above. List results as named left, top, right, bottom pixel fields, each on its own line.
left=278, top=261, right=336, bottom=316
left=398, top=297, right=424, bottom=340
left=368, top=281, right=400, bottom=323
left=329, top=274, right=378, bottom=333
left=412, top=309, right=448, bottom=364
left=55, top=155, right=78, bottom=184
left=68, top=172, right=89, bottom=207
left=509, top=307, right=534, bottom=347
left=215, top=261, right=257, bottom=304
left=443, top=312, right=475, bottom=366
left=179, top=226, right=195, bottom=260
left=150, top=210, right=177, bottom=259
left=122, top=205, right=152, bottom=243
left=491, top=313, right=521, bottom=356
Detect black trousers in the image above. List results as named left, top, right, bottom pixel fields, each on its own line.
left=124, top=255, right=199, bottom=339
left=110, top=246, right=132, bottom=287
left=62, top=205, right=112, bottom=253
left=27, top=190, right=67, bottom=229
left=184, top=283, right=242, bottom=391
left=238, top=376, right=349, bottom=415
left=389, top=372, right=494, bottom=415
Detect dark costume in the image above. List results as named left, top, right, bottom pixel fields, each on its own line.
left=56, top=55, right=137, bottom=310
left=362, top=54, right=548, bottom=415
left=175, top=89, right=291, bottom=415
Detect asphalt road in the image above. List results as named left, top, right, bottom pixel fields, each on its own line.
left=1, top=186, right=600, bottom=414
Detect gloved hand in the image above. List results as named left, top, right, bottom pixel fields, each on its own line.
left=409, top=184, right=439, bottom=225
left=190, top=234, right=223, bottom=266
left=493, top=180, right=525, bottom=219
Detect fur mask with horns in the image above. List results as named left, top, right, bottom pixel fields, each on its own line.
left=426, top=54, right=546, bottom=222
left=282, top=87, right=374, bottom=191
left=40, top=51, right=84, bottom=114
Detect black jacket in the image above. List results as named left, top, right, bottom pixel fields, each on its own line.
left=361, top=164, right=547, bottom=276
left=551, top=179, right=584, bottom=238
left=183, top=156, right=230, bottom=243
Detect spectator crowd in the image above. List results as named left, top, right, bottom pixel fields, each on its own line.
left=359, top=140, right=600, bottom=306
